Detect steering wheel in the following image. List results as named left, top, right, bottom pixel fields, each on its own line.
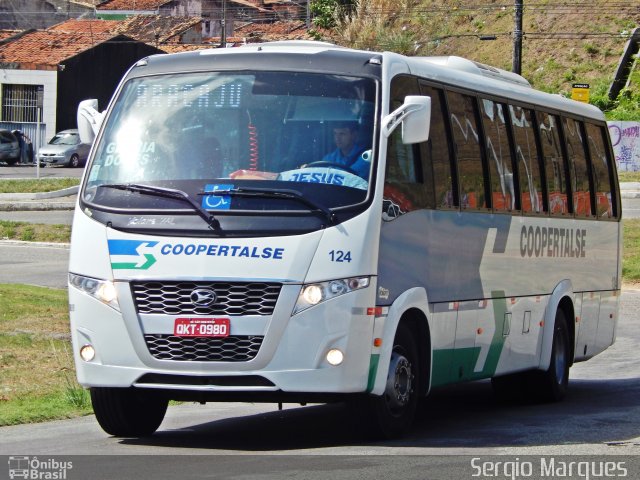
left=304, top=161, right=358, bottom=176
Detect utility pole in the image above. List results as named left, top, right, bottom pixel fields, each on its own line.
left=221, top=0, right=227, bottom=48
left=513, top=0, right=523, bottom=75
left=306, top=0, right=311, bottom=29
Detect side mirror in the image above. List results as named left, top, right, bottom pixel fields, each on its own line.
left=77, top=99, right=104, bottom=144
left=381, top=96, right=431, bottom=144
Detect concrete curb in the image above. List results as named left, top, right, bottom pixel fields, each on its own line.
left=0, top=201, right=76, bottom=211
left=0, top=186, right=78, bottom=211
left=0, top=239, right=70, bottom=249
left=0, top=185, right=78, bottom=201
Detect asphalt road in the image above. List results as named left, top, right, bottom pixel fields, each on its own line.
left=622, top=197, right=640, bottom=219
left=0, top=242, right=69, bottom=288
left=0, top=163, right=84, bottom=179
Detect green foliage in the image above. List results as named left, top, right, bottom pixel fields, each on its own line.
left=0, top=178, right=79, bottom=194
left=311, top=0, right=338, bottom=28
left=623, top=219, right=640, bottom=283
left=605, top=87, right=640, bottom=121
left=311, top=0, right=355, bottom=29
left=0, top=220, right=71, bottom=243
left=583, top=43, right=599, bottom=55
left=0, top=284, right=92, bottom=425
left=618, top=171, right=640, bottom=183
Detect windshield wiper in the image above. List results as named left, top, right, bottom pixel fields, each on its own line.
left=99, top=183, right=220, bottom=230
left=199, top=187, right=336, bottom=225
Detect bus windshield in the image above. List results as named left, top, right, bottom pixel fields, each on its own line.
left=83, top=71, right=377, bottom=215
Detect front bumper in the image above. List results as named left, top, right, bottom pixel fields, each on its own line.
left=39, top=154, right=67, bottom=165
left=69, top=281, right=376, bottom=397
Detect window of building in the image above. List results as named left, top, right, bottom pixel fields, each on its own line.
left=1, top=84, right=44, bottom=123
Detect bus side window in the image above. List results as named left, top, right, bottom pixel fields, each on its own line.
left=585, top=123, right=617, bottom=218
left=419, top=83, right=455, bottom=209
left=538, top=112, right=569, bottom=215
left=481, top=99, right=513, bottom=212
left=384, top=75, right=434, bottom=216
left=510, top=106, right=544, bottom=214
left=447, top=91, right=486, bottom=210
left=563, top=117, right=594, bottom=217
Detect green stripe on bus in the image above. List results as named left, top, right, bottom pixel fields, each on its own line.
left=430, top=291, right=508, bottom=386
left=366, top=354, right=380, bottom=392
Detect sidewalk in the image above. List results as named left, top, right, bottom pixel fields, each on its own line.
left=621, top=182, right=640, bottom=199
left=0, top=183, right=638, bottom=212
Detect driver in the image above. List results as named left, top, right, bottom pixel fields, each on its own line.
left=321, top=122, right=370, bottom=178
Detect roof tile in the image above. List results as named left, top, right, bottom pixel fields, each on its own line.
left=97, top=0, right=172, bottom=11
left=0, top=29, right=116, bottom=68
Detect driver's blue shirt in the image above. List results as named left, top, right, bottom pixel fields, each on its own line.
left=322, top=144, right=369, bottom=178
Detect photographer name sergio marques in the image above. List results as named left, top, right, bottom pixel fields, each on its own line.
left=471, top=457, right=629, bottom=480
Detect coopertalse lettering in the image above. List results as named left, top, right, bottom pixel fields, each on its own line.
left=519, top=226, right=586, bottom=258
left=160, top=243, right=284, bottom=259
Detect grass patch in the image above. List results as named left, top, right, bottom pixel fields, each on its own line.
left=0, top=178, right=80, bottom=194
left=0, top=221, right=71, bottom=243
left=623, top=219, right=640, bottom=283
left=618, top=172, right=640, bottom=183
left=0, top=284, right=92, bottom=426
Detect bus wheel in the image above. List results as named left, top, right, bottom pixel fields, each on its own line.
left=359, top=323, right=419, bottom=439
left=531, top=309, right=570, bottom=402
left=90, top=387, right=168, bottom=437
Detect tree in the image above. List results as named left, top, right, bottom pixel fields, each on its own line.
left=310, top=0, right=356, bottom=29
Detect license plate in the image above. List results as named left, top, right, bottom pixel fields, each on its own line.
left=174, top=318, right=230, bottom=337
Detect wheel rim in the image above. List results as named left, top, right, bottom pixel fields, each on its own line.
left=384, top=349, right=414, bottom=415
left=553, top=329, right=567, bottom=384
left=71, top=155, right=79, bottom=167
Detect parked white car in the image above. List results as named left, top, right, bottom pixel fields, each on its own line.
left=38, top=129, right=91, bottom=167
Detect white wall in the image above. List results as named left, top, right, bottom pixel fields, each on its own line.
left=608, top=121, right=640, bottom=172
left=0, top=69, right=58, bottom=145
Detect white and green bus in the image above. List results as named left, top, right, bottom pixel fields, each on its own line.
left=70, top=41, right=621, bottom=439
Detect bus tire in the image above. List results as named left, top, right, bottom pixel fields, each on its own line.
left=90, top=387, right=168, bottom=437
left=355, top=322, right=419, bottom=439
left=531, top=309, right=570, bottom=402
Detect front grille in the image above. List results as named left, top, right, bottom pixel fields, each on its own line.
left=144, top=334, right=263, bottom=362
left=131, top=281, right=282, bottom=316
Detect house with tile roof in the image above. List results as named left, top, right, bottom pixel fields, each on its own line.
left=51, top=16, right=204, bottom=46
left=96, top=0, right=300, bottom=42
left=0, top=25, right=162, bottom=146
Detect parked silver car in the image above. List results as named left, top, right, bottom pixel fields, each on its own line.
left=38, top=129, right=91, bottom=167
left=0, top=129, right=20, bottom=165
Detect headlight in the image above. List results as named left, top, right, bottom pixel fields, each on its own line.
left=293, top=276, right=370, bottom=314
left=69, top=273, right=120, bottom=311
